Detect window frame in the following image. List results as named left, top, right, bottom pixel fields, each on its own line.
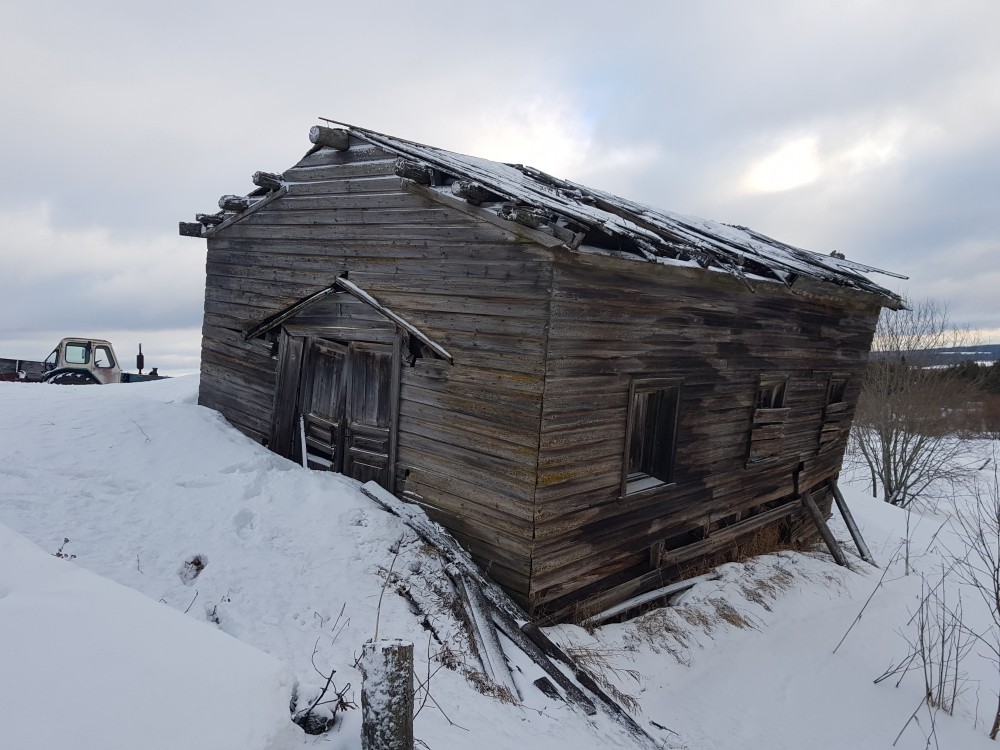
left=93, top=345, right=116, bottom=369
left=63, top=342, right=91, bottom=365
left=747, top=373, right=791, bottom=465
left=621, top=376, right=682, bottom=498
left=756, top=377, right=787, bottom=409
left=817, top=372, right=851, bottom=452
left=826, top=375, right=849, bottom=406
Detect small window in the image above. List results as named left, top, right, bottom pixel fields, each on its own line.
left=827, top=377, right=847, bottom=405
left=64, top=343, right=90, bottom=365
left=818, top=375, right=850, bottom=451
left=44, top=349, right=58, bottom=367
left=756, top=379, right=786, bottom=409
left=93, top=345, right=115, bottom=369
left=748, top=375, right=790, bottom=464
left=624, top=379, right=681, bottom=495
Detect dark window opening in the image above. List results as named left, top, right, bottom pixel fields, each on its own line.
left=625, top=383, right=680, bottom=494
left=827, top=377, right=847, bottom=405
left=756, top=379, right=786, bottom=409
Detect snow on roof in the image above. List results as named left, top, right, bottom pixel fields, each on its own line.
left=324, top=119, right=905, bottom=308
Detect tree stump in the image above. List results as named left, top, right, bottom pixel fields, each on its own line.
left=360, top=640, right=414, bottom=750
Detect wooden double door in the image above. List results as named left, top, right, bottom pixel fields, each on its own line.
left=297, top=338, right=396, bottom=487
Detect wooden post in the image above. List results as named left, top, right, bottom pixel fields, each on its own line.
left=829, top=480, right=878, bottom=566
left=360, top=640, right=414, bottom=750
left=800, top=490, right=851, bottom=569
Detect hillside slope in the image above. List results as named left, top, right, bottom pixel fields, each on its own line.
left=1, top=377, right=997, bottom=749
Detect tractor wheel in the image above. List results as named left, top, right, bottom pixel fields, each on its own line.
left=44, top=370, right=100, bottom=385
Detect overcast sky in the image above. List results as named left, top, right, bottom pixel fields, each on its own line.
left=2, top=1, right=998, bottom=374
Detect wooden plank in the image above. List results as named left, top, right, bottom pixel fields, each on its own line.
left=213, top=221, right=528, bottom=244
left=800, top=490, right=850, bottom=568
left=239, top=206, right=460, bottom=227
left=402, top=466, right=534, bottom=525
left=292, top=143, right=391, bottom=168
left=580, top=574, right=718, bottom=626
left=282, top=158, right=398, bottom=181
left=830, top=480, right=877, bottom=566
left=278, top=175, right=404, bottom=196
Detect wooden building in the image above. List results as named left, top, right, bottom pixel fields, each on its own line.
left=179, top=121, right=903, bottom=621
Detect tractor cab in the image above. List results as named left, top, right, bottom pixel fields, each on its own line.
left=43, top=338, right=122, bottom=385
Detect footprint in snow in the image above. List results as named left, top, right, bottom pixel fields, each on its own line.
left=233, top=509, right=256, bottom=537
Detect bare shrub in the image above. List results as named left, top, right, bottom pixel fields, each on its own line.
left=876, top=570, right=973, bottom=749
left=851, top=299, right=985, bottom=508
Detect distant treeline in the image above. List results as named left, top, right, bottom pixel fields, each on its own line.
left=945, top=360, right=1000, bottom=395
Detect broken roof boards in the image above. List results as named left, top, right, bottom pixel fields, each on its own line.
left=181, top=121, right=900, bottom=620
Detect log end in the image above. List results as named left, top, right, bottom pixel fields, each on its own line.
left=179, top=222, right=203, bottom=237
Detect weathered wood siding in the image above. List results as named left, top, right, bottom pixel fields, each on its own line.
left=198, top=137, right=882, bottom=619
left=529, top=249, right=879, bottom=619
left=198, top=139, right=553, bottom=605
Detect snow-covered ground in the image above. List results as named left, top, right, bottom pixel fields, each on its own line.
left=1, top=377, right=997, bottom=749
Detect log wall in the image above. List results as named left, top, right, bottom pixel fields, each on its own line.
left=198, top=136, right=882, bottom=619
left=529, top=249, right=879, bottom=619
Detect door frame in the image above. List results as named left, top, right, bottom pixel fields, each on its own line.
left=271, top=326, right=402, bottom=494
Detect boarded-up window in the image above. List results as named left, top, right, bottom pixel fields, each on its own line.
left=624, top=379, right=681, bottom=495
left=818, top=374, right=850, bottom=451
left=748, top=376, right=790, bottom=463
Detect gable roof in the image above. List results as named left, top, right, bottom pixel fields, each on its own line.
left=181, top=119, right=906, bottom=309
left=319, top=119, right=905, bottom=309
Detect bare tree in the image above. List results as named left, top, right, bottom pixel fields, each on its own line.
left=851, top=299, right=984, bottom=507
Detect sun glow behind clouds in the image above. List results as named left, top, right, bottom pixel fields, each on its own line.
left=744, top=137, right=822, bottom=193
left=743, top=123, right=905, bottom=195
left=463, top=99, right=594, bottom=177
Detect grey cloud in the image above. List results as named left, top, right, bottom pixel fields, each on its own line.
left=2, top=0, right=998, bottom=369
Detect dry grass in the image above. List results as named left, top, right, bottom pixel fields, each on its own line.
left=633, top=608, right=694, bottom=664
left=734, top=523, right=794, bottom=559
left=676, top=605, right=716, bottom=632
left=464, top=670, right=519, bottom=705
left=739, top=565, right=796, bottom=611
left=564, top=645, right=642, bottom=713
left=710, top=598, right=753, bottom=629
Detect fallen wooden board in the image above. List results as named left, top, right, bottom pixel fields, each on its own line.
left=581, top=574, right=719, bottom=627
left=359, top=481, right=665, bottom=749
